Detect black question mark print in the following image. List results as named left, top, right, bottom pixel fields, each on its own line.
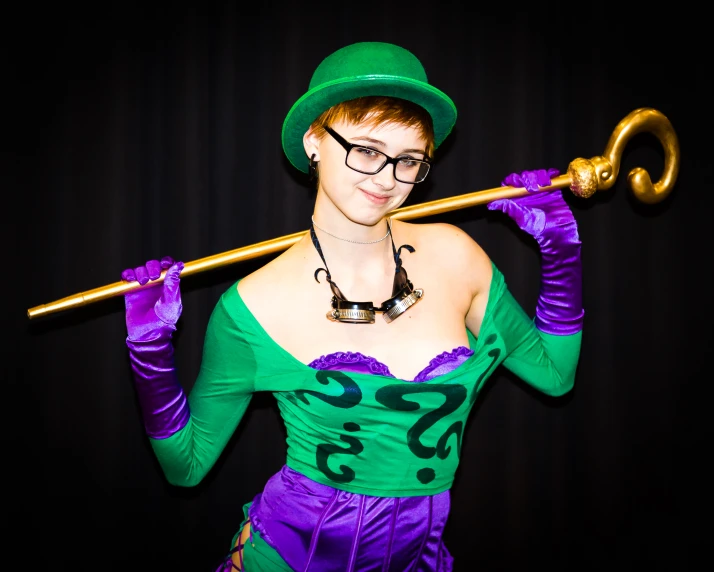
left=292, top=371, right=365, bottom=484
left=316, top=422, right=364, bottom=483
left=294, top=370, right=363, bottom=408
left=375, top=384, right=467, bottom=484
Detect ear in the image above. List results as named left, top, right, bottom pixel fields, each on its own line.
left=303, top=128, right=322, bottom=162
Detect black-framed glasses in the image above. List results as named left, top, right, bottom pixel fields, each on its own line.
left=324, top=126, right=431, bottom=184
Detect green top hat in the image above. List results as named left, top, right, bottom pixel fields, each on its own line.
left=282, top=41, right=458, bottom=173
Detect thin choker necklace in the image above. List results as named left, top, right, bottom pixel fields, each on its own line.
left=311, top=216, right=391, bottom=245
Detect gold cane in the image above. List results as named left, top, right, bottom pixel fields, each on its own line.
left=27, top=107, right=680, bottom=320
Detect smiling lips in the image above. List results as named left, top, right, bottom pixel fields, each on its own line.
left=360, top=188, right=390, bottom=204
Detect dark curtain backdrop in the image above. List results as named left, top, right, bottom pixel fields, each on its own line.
left=4, top=4, right=710, bottom=571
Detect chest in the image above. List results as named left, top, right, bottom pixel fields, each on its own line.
left=243, top=279, right=471, bottom=381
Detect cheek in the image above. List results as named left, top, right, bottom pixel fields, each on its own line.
left=392, top=187, right=414, bottom=207
left=320, top=160, right=366, bottom=190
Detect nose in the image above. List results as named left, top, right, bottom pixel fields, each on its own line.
left=371, top=160, right=397, bottom=189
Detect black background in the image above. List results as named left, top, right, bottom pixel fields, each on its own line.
left=4, top=4, right=710, bottom=570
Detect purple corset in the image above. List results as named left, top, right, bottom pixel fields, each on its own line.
left=247, top=347, right=472, bottom=571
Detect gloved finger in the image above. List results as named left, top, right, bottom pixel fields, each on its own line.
left=487, top=198, right=546, bottom=235
left=520, top=171, right=542, bottom=192
left=487, top=199, right=509, bottom=211
left=163, top=262, right=184, bottom=290
left=163, top=262, right=184, bottom=293
left=488, top=197, right=534, bottom=214
left=502, top=168, right=561, bottom=193
left=156, top=262, right=184, bottom=324
left=501, top=173, right=524, bottom=188
left=121, top=268, right=136, bottom=282
left=134, top=265, right=150, bottom=286
left=160, top=256, right=175, bottom=269
left=486, top=198, right=522, bottom=220
left=145, top=259, right=162, bottom=281
left=502, top=171, right=540, bottom=192
left=527, top=168, right=560, bottom=189
left=492, top=189, right=566, bottom=211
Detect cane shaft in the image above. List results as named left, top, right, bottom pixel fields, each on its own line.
left=27, top=108, right=680, bottom=319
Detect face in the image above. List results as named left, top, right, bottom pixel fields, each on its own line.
left=304, top=119, right=428, bottom=228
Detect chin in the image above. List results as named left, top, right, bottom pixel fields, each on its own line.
left=347, top=213, right=387, bottom=227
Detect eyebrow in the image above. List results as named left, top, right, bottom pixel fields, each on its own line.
left=350, top=135, right=426, bottom=156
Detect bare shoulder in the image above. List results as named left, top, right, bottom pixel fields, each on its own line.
left=236, top=237, right=311, bottom=303
left=410, top=221, right=488, bottom=258
left=399, top=220, right=492, bottom=295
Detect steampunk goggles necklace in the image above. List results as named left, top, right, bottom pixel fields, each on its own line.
left=310, top=218, right=424, bottom=324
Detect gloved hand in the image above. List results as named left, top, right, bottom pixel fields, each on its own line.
left=122, top=256, right=190, bottom=439
left=488, top=169, right=584, bottom=335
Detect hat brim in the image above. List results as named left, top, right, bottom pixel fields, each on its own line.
left=282, top=75, right=457, bottom=173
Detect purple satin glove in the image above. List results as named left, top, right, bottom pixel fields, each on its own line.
left=122, top=256, right=190, bottom=439
left=488, top=169, right=584, bottom=335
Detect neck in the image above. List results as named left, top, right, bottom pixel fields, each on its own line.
left=308, top=229, right=398, bottom=304
left=309, top=216, right=396, bottom=275
left=306, top=215, right=421, bottom=324
left=310, top=212, right=392, bottom=246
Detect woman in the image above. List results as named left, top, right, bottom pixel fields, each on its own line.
left=121, top=41, right=583, bottom=571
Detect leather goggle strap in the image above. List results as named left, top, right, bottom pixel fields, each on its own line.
left=310, top=223, right=347, bottom=301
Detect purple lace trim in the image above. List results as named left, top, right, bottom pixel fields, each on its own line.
left=308, top=351, right=392, bottom=376
left=413, top=345, right=475, bottom=382
left=308, top=346, right=474, bottom=382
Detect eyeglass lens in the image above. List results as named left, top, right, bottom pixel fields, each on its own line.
left=346, top=147, right=429, bottom=183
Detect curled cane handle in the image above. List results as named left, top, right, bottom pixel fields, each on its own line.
left=566, top=107, right=680, bottom=204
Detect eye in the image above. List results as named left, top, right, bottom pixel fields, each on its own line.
left=355, top=146, right=381, bottom=159
left=398, top=156, right=420, bottom=168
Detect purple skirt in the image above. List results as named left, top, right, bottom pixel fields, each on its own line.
left=248, top=465, right=453, bottom=571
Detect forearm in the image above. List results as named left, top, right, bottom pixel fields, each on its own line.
left=149, top=292, right=257, bottom=487
left=495, top=283, right=581, bottom=397
left=126, top=336, right=190, bottom=439
left=149, top=391, right=252, bottom=487
left=533, top=213, right=584, bottom=336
